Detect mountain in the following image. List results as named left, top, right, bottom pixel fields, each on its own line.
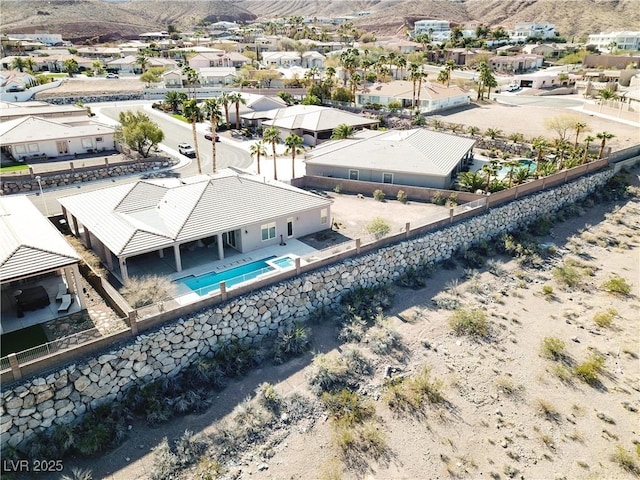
left=0, top=0, right=637, bottom=43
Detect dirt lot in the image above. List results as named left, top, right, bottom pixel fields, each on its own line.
left=35, top=77, right=144, bottom=99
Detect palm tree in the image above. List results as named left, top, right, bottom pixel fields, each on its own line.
left=572, top=121, right=587, bottom=149
left=202, top=98, right=223, bottom=173
left=456, top=170, right=485, bottom=192
left=182, top=65, right=199, bottom=99
left=504, top=158, right=521, bottom=188
left=164, top=91, right=187, bottom=113
left=508, top=132, right=524, bottom=143
left=11, top=57, right=26, bottom=72
left=249, top=140, right=267, bottom=175
left=597, top=88, right=618, bottom=111
left=219, top=92, right=232, bottom=126
left=596, top=131, right=615, bottom=159
left=348, top=72, right=362, bottom=99
left=482, top=159, right=500, bottom=193
left=415, top=70, right=427, bottom=109
left=331, top=123, right=354, bottom=140
left=583, top=135, right=595, bottom=163
left=24, top=58, right=37, bottom=73
left=484, top=128, right=502, bottom=139
left=467, top=125, right=480, bottom=136
left=437, top=60, right=456, bottom=87
left=408, top=62, right=421, bottom=108
left=263, top=126, right=281, bottom=180
left=136, top=53, right=149, bottom=74
left=284, top=134, right=305, bottom=179
left=531, top=136, right=548, bottom=178
left=183, top=99, right=203, bottom=174
left=228, top=92, right=246, bottom=130
left=396, top=56, right=407, bottom=80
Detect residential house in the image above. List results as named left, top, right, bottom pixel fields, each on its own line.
left=229, top=93, right=287, bottom=126
left=260, top=105, right=379, bottom=146
left=105, top=55, right=176, bottom=75
left=414, top=19, right=450, bottom=36
left=587, top=31, right=640, bottom=53
left=5, top=33, right=65, bottom=46
left=0, top=196, right=85, bottom=334
left=583, top=54, right=640, bottom=70
left=510, top=22, right=556, bottom=42
left=516, top=71, right=579, bottom=89
left=356, top=80, right=471, bottom=113
left=304, top=128, right=476, bottom=189
left=443, top=48, right=483, bottom=66
left=489, top=54, right=543, bottom=73
left=261, top=51, right=303, bottom=68
left=31, top=54, right=93, bottom=73
left=521, top=43, right=560, bottom=58
left=0, top=71, right=37, bottom=93
left=58, top=169, right=333, bottom=282
left=75, top=46, right=123, bottom=60
left=198, top=67, right=237, bottom=86
left=0, top=117, right=115, bottom=161
left=162, top=69, right=185, bottom=88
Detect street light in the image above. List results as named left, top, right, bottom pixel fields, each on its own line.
left=35, top=175, right=49, bottom=217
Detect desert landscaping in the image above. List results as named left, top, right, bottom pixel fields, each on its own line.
left=29, top=165, right=639, bottom=480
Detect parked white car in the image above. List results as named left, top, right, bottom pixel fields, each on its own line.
left=178, top=143, right=196, bottom=158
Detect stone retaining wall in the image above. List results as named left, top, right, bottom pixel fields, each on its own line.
left=0, top=167, right=616, bottom=450
left=1, top=160, right=177, bottom=195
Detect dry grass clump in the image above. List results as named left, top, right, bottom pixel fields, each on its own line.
left=535, top=399, right=561, bottom=422
left=119, top=275, right=177, bottom=308
left=601, top=275, right=632, bottom=296
left=611, top=445, right=640, bottom=476
left=540, top=337, right=566, bottom=361
left=552, top=257, right=593, bottom=289
left=449, top=308, right=489, bottom=337
left=573, top=353, right=606, bottom=385
left=593, top=308, right=617, bottom=328
left=384, top=366, right=444, bottom=415
left=65, top=234, right=107, bottom=278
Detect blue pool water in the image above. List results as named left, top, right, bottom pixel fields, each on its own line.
left=178, top=255, right=298, bottom=296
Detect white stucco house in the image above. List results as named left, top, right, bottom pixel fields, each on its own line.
left=58, top=169, right=332, bottom=282
left=0, top=117, right=116, bottom=161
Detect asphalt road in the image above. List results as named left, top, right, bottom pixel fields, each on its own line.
left=26, top=100, right=252, bottom=216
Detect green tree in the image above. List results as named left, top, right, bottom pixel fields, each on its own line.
left=437, top=60, right=456, bottom=87
left=482, top=159, right=501, bottom=193
left=63, top=58, right=79, bottom=77
left=219, top=91, right=232, bottom=126
left=182, top=66, right=199, bottom=99
left=263, top=126, right=282, bottom=180
left=136, top=53, right=149, bottom=73
left=456, top=170, right=486, bottom=192
left=503, top=158, right=522, bottom=188
left=583, top=135, right=595, bottom=163
left=331, top=123, right=354, bottom=140
left=596, top=131, right=615, bottom=159
left=228, top=92, right=246, bottom=130
left=572, top=121, right=588, bottom=149
left=92, top=60, right=105, bottom=76
left=116, top=111, right=164, bottom=158
left=532, top=136, right=549, bottom=177
left=183, top=99, right=203, bottom=174
left=467, top=125, right=480, bottom=136
left=348, top=72, right=362, bottom=99
left=11, top=57, right=26, bottom=72
left=331, top=87, right=354, bottom=103
left=249, top=140, right=267, bottom=175
left=284, top=133, right=305, bottom=179
left=484, top=127, right=502, bottom=139
left=140, top=68, right=163, bottom=87
left=164, top=90, right=187, bottom=113
left=301, top=94, right=322, bottom=105
left=202, top=98, right=223, bottom=173
left=277, top=91, right=294, bottom=105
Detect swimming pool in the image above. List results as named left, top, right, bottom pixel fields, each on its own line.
left=498, top=158, right=537, bottom=179
left=177, top=255, right=298, bottom=296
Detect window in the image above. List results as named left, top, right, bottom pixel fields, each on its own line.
left=287, top=218, right=293, bottom=237
left=349, top=169, right=359, bottom=180
left=382, top=173, right=393, bottom=184
left=28, top=143, right=39, bottom=152
left=81, top=138, right=93, bottom=148
left=95, top=137, right=103, bottom=142
left=320, top=208, right=328, bottom=224
left=14, top=145, right=26, bottom=154
left=261, top=222, right=276, bottom=241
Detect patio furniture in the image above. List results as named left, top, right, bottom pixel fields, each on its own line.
left=56, top=283, right=68, bottom=301
left=15, top=286, right=50, bottom=312
left=58, top=294, right=72, bottom=313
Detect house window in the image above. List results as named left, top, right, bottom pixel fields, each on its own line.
left=14, top=145, right=26, bottom=154
left=382, top=173, right=393, bottom=184
left=28, top=143, right=39, bottom=152
left=81, top=138, right=93, bottom=148
left=261, top=222, right=276, bottom=241
left=349, top=169, right=359, bottom=180
left=320, top=208, right=328, bottom=224
left=95, top=137, right=103, bottom=142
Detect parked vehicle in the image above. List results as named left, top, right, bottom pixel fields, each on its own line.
left=507, top=83, right=520, bottom=92
left=105, top=73, right=119, bottom=79
left=204, top=133, right=220, bottom=142
left=178, top=143, right=196, bottom=157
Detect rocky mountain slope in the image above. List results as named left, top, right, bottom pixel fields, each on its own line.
left=1, top=0, right=638, bottom=43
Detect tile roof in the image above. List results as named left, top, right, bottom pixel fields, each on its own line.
left=0, top=116, right=115, bottom=144
left=305, top=129, right=476, bottom=177
left=58, top=169, right=332, bottom=257
left=262, top=105, right=378, bottom=132
left=0, top=196, right=80, bottom=283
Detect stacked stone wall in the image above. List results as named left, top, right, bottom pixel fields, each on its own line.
left=0, top=168, right=615, bottom=450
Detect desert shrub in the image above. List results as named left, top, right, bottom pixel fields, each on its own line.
left=193, top=457, right=225, bottom=480
left=119, top=274, right=177, bottom=308
left=431, top=292, right=461, bottom=310
left=321, top=389, right=375, bottom=427
left=535, top=398, right=560, bottom=422
left=60, top=469, right=93, bottom=480
left=449, top=308, right=489, bottom=337
left=333, top=184, right=342, bottom=194
left=396, top=266, right=426, bottom=289
left=256, top=382, right=282, bottom=414
left=445, top=192, right=458, bottom=207
left=384, top=366, right=444, bottom=414
left=601, top=275, right=632, bottom=296
left=431, top=191, right=446, bottom=205
left=540, top=337, right=566, bottom=361
left=367, top=324, right=402, bottom=355
left=150, top=437, right=179, bottom=480
left=340, top=286, right=393, bottom=326
left=593, top=308, right=617, bottom=328
left=574, top=353, right=605, bottom=385
left=611, top=445, right=640, bottom=475
left=365, top=217, right=391, bottom=239
left=528, top=215, right=553, bottom=236
left=459, top=248, right=485, bottom=268
left=175, top=429, right=208, bottom=466
left=552, top=263, right=583, bottom=289
left=373, top=189, right=385, bottom=201
left=541, top=285, right=554, bottom=296
left=273, top=322, right=311, bottom=364
left=306, top=349, right=372, bottom=395
left=213, top=340, right=262, bottom=378
left=397, top=190, right=408, bottom=203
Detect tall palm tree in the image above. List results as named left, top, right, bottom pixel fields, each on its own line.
left=456, top=170, right=485, bottom=192
left=262, top=127, right=281, bottom=180
left=249, top=140, right=267, bottom=175
left=348, top=72, right=362, bottom=99
left=164, top=91, right=187, bottom=113
left=583, top=135, right=595, bottom=163
left=408, top=62, right=420, bottom=108
left=330, top=123, right=354, bottom=140
left=284, top=134, right=305, bottom=179
left=596, top=131, right=615, bottom=159
left=219, top=92, right=232, bottom=126
left=532, top=136, right=548, bottom=178
left=482, top=159, right=500, bottom=193
left=183, top=99, right=203, bottom=174
left=11, top=57, right=25, bottom=72
left=202, top=98, right=223, bottom=173
left=136, top=53, right=149, bottom=73
left=228, top=92, right=246, bottom=130
left=24, top=58, right=37, bottom=73
left=415, top=70, right=427, bottom=109
left=572, top=121, right=587, bottom=149
left=396, top=56, right=407, bottom=80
